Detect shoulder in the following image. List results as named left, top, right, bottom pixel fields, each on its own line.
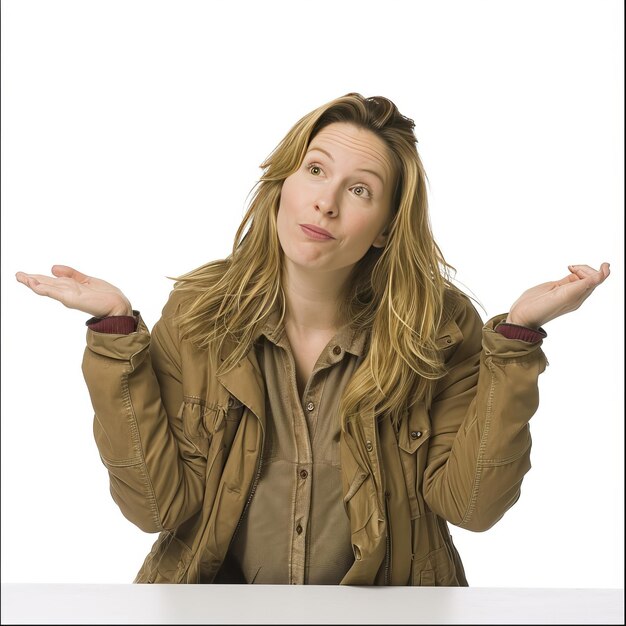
left=439, top=287, right=484, bottom=353
left=160, top=259, right=229, bottom=321
left=160, top=285, right=191, bottom=321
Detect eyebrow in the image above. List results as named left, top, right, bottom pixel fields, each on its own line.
left=306, top=146, right=386, bottom=186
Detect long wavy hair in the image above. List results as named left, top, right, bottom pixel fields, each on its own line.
left=174, top=93, right=461, bottom=425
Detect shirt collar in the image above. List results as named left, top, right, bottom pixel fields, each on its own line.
left=254, top=303, right=368, bottom=358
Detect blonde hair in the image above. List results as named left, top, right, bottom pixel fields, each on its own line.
left=174, top=93, right=460, bottom=424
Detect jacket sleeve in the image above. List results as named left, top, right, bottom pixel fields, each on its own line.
left=81, top=292, right=206, bottom=533
left=422, top=295, right=548, bottom=532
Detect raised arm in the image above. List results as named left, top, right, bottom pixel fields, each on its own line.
left=81, top=293, right=207, bottom=532
left=423, top=262, right=610, bottom=531
left=15, top=265, right=207, bottom=532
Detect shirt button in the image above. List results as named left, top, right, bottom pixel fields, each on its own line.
left=299, top=469, right=308, bottom=479
left=306, top=401, right=315, bottom=412
left=332, top=345, right=341, bottom=355
left=410, top=430, right=422, bottom=440
left=296, top=524, right=303, bottom=535
left=365, top=441, right=373, bottom=452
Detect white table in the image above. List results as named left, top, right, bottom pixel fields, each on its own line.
left=1, top=584, right=623, bottom=624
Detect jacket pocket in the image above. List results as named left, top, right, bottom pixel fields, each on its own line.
left=343, top=467, right=384, bottom=564
left=136, top=531, right=193, bottom=583
left=398, top=403, right=431, bottom=519
left=343, top=467, right=369, bottom=506
left=343, top=466, right=378, bottom=533
left=413, top=545, right=458, bottom=586
left=180, top=400, right=216, bottom=459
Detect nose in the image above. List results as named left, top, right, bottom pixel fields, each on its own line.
left=314, top=189, right=339, bottom=217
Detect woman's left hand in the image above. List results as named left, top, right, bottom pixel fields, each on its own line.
left=506, top=262, right=611, bottom=328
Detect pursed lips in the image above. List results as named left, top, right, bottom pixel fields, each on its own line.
left=300, top=224, right=335, bottom=240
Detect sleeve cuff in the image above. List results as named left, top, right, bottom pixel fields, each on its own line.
left=86, top=311, right=139, bottom=334
left=495, top=322, right=547, bottom=343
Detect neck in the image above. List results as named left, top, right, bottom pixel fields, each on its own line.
left=281, top=262, right=351, bottom=335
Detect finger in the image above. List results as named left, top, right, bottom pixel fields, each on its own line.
left=27, top=280, right=69, bottom=299
left=600, top=262, right=611, bottom=279
left=568, top=264, right=609, bottom=288
left=51, top=264, right=90, bottom=283
left=17, top=273, right=66, bottom=286
left=16, top=274, right=68, bottom=301
left=15, top=271, right=32, bottom=286
left=568, top=264, right=598, bottom=278
left=16, top=272, right=47, bottom=287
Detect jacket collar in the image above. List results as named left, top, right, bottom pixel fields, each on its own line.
left=216, top=303, right=368, bottom=429
left=216, top=339, right=267, bottom=430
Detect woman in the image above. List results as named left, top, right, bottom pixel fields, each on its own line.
left=15, top=93, right=610, bottom=585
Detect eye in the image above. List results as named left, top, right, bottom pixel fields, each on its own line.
left=352, top=185, right=372, bottom=199
left=308, top=164, right=322, bottom=176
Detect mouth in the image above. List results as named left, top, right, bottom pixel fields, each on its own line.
left=300, top=224, right=335, bottom=240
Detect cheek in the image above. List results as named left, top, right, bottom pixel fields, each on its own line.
left=277, top=179, right=296, bottom=247
left=350, top=212, right=384, bottom=240
left=277, top=174, right=306, bottom=233
left=279, top=175, right=299, bottom=212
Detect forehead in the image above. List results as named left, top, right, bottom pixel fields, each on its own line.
left=307, top=122, right=394, bottom=184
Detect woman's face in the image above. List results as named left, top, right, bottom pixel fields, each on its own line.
left=277, top=122, right=395, bottom=277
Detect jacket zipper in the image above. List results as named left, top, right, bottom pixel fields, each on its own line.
left=384, top=492, right=392, bottom=585
left=230, top=417, right=264, bottom=543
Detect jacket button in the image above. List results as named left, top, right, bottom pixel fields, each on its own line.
left=296, top=524, right=303, bottom=535
left=332, top=345, right=341, bottom=355
left=365, top=441, right=373, bottom=452
left=410, top=430, right=422, bottom=440
left=299, top=469, right=308, bottom=479
left=227, top=397, right=234, bottom=408
left=306, top=401, right=315, bottom=412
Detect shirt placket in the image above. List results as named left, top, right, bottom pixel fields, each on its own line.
left=277, top=330, right=359, bottom=585
left=282, top=349, right=313, bottom=585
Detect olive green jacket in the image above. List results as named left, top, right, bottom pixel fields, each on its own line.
left=82, top=289, right=547, bottom=585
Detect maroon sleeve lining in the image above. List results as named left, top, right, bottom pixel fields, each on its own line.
left=495, top=322, right=547, bottom=343
left=86, top=313, right=138, bottom=334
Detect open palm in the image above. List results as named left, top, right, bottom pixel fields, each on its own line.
left=507, top=263, right=610, bottom=328
left=15, top=265, right=132, bottom=318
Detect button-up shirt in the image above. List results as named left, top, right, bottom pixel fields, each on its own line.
left=226, top=307, right=368, bottom=584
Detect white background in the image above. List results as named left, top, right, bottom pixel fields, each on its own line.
left=1, top=0, right=623, bottom=588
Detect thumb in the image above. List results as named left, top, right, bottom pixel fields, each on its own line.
left=51, top=264, right=89, bottom=282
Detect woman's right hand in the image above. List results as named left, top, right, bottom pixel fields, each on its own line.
left=15, top=265, right=133, bottom=318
